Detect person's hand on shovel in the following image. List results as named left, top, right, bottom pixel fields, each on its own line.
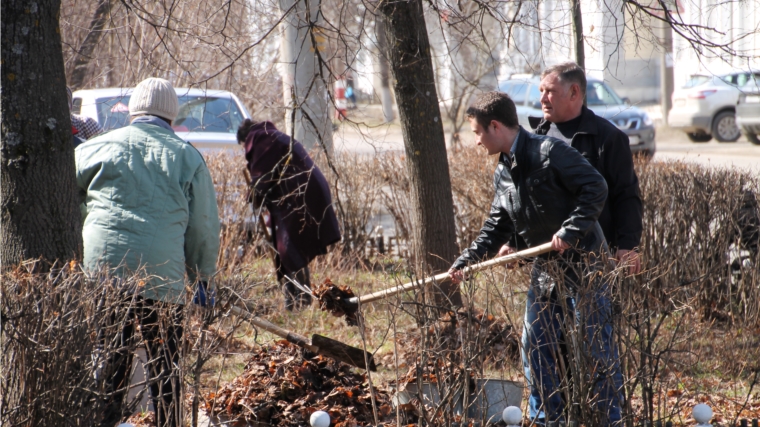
left=449, top=243, right=523, bottom=284
left=497, top=244, right=520, bottom=269
left=448, top=267, right=465, bottom=285
left=551, top=234, right=571, bottom=254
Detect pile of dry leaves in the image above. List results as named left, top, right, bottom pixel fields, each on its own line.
left=205, top=341, right=392, bottom=426
left=313, top=279, right=361, bottom=326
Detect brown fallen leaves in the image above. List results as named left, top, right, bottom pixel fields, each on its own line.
left=205, top=341, right=392, bottom=426
left=313, top=279, right=361, bottom=326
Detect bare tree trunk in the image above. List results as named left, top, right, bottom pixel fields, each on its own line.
left=279, top=0, right=333, bottom=153
left=377, top=0, right=462, bottom=308
left=375, top=16, right=395, bottom=123
left=570, top=0, right=586, bottom=106
left=660, top=18, right=674, bottom=126
left=1, top=0, right=83, bottom=268
left=68, top=0, right=112, bottom=89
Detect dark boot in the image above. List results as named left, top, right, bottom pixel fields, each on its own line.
left=282, top=267, right=312, bottom=311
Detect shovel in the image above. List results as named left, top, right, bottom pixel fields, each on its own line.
left=342, top=242, right=555, bottom=310
left=228, top=304, right=377, bottom=371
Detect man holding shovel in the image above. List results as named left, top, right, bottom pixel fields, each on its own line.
left=448, top=92, right=624, bottom=425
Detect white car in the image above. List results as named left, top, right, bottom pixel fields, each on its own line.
left=736, top=80, right=760, bottom=145
left=668, top=71, right=760, bottom=143
left=71, top=87, right=251, bottom=151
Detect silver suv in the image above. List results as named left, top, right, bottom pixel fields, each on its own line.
left=71, top=87, right=251, bottom=151
left=668, top=71, right=760, bottom=143
left=499, top=76, right=656, bottom=157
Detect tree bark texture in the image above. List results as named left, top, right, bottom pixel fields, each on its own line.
left=377, top=1, right=462, bottom=308
left=570, top=0, right=586, bottom=106
left=68, top=0, right=112, bottom=89
left=279, top=0, right=334, bottom=154
left=1, top=0, right=83, bottom=268
left=375, top=16, right=395, bottom=123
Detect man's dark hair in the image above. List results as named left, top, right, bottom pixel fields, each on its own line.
left=541, top=62, right=587, bottom=95
left=465, top=91, right=519, bottom=130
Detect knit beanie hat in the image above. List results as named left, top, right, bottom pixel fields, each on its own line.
left=129, top=77, right=179, bottom=121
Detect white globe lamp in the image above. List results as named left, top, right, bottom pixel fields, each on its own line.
left=310, top=410, right=331, bottom=427
left=502, top=406, right=522, bottom=426
left=692, top=403, right=713, bottom=426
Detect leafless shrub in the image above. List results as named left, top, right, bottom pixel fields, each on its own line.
left=1, top=260, right=257, bottom=427
left=323, top=153, right=384, bottom=260
left=448, top=146, right=498, bottom=250
left=635, top=160, right=760, bottom=323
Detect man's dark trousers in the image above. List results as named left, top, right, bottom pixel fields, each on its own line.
left=101, top=297, right=184, bottom=427
left=521, top=260, right=624, bottom=426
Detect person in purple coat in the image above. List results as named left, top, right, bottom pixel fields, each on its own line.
left=237, top=119, right=342, bottom=310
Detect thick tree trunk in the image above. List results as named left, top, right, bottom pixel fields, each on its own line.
left=377, top=1, right=462, bottom=308
left=1, top=0, right=83, bottom=268
left=279, top=0, right=333, bottom=154
left=68, top=0, right=112, bottom=89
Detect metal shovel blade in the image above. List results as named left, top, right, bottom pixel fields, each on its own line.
left=311, top=334, right=377, bottom=371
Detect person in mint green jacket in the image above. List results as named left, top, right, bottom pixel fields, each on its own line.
left=75, top=77, right=220, bottom=427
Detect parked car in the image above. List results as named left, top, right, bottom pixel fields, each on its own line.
left=498, top=76, right=656, bottom=156
left=736, top=80, right=760, bottom=145
left=71, top=87, right=251, bottom=151
left=668, top=71, right=760, bottom=143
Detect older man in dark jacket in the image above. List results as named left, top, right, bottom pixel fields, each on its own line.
left=238, top=120, right=341, bottom=310
left=449, top=92, right=624, bottom=426
left=529, top=62, right=643, bottom=275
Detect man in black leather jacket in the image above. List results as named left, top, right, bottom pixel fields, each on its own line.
left=449, top=92, right=624, bottom=426
left=529, top=62, right=643, bottom=275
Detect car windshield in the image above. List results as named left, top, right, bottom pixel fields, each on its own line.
left=499, top=81, right=529, bottom=104
left=682, top=75, right=710, bottom=88
left=95, top=94, right=245, bottom=132
left=586, top=81, right=623, bottom=106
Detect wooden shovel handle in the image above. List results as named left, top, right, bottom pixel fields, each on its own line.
left=357, top=242, right=554, bottom=305
left=228, top=305, right=318, bottom=352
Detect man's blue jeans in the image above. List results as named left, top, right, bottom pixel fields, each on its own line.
left=521, top=262, right=624, bottom=426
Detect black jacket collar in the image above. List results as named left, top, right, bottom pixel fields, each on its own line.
left=528, top=105, right=600, bottom=137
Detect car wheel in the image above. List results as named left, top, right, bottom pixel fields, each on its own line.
left=686, top=132, right=712, bottom=143
left=746, top=132, right=760, bottom=145
left=712, top=111, right=741, bottom=142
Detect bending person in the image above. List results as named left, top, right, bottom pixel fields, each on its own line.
left=237, top=119, right=341, bottom=311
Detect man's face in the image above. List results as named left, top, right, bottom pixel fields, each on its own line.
left=539, top=72, right=581, bottom=123
left=469, top=117, right=501, bottom=155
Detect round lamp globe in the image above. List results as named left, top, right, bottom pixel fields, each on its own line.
left=310, top=410, right=331, bottom=427
left=502, top=406, right=522, bottom=425
left=692, top=403, right=713, bottom=424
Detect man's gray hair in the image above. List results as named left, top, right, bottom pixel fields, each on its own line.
left=541, top=62, right=587, bottom=95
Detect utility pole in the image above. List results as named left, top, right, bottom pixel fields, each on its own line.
left=279, top=0, right=333, bottom=153
left=570, top=0, right=586, bottom=105
left=660, top=18, right=674, bottom=126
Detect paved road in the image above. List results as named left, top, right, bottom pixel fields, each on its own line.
left=333, top=117, right=760, bottom=175
left=651, top=127, right=760, bottom=173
